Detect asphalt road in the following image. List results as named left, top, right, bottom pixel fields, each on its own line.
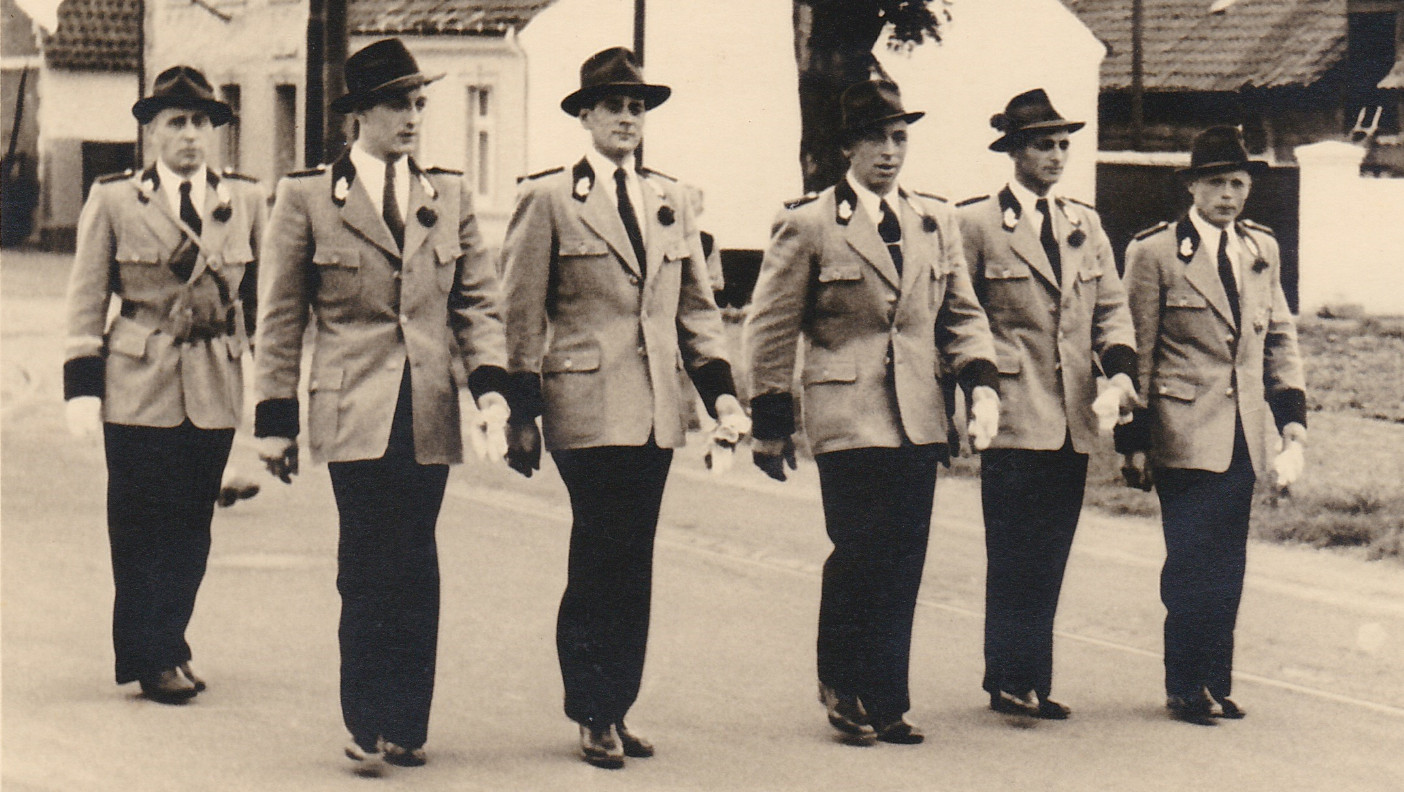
left=4, top=251, right=1403, bottom=791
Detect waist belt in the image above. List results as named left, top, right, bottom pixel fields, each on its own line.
left=119, top=299, right=239, bottom=343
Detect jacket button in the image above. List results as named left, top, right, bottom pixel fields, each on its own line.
left=1225, top=387, right=1235, bottom=397
left=629, top=275, right=640, bottom=286
left=564, top=359, right=573, bottom=370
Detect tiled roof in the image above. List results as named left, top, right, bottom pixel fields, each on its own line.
left=348, top=0, right=555, bottom=36
left=1064, top=0, right=1348, bottom=91
left=43, top=0, right=140, bottom=72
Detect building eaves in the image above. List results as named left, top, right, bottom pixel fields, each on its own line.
left=348, top=0, right=556, bottom=36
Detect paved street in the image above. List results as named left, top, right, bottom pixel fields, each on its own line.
left=4, top=250, right=1404, bottom=791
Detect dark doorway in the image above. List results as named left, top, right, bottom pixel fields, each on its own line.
left=81, top=141, right=137, bottom=200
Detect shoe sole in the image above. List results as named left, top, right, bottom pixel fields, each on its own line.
left=345, top=749, right=387, bottom=778
left=582, top=752, right=625, bottom=769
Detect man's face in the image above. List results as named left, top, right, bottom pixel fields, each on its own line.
left=148, top=108, right=212, bottom=177
left=356, top=88, right=427, bottom=161
left=844, top=120, right=908, bottom=196
left=580, top=94, right=647, bottom=162
left=1188, top=169, right=1252, bottom=228
left=1010, top=130, right=1070, bottom=193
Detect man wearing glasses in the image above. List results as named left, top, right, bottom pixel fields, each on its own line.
left=500, top=47, right=746, bottom=768
left=955, top=89, right=1137, bottom=721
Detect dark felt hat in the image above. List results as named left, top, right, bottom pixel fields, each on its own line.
left=132, top=66, right=233, bottom=127
left=840, top=80, right=924, bottom=138
left=560, top=47, right=671, bottom=116
left=988, top=88, right=1084, bottom=152
left=331, top=38, right=444, bottom=114
left=1178, top=125, right=1270, bottom=179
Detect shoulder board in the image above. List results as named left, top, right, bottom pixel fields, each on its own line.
left=638, top=166, right=676, bottom=182
left=956, top=195, right=990, bottom=207
left=285, top=166, right=326, bottom=178
left=912, top=190, right=947, bottom=203
left=1241, top=219, right=1275, bottom=237
left=426, top=166, right=463, bottom=176
left=517, top=165, right=564, bottom=184
left=220, top=169, right=259, bottom=182
left=1132, top=221, right=1171, bottom=241
left=784, top=194, right=819, bottom=210
left=96, top=170, right=134, bottom=185
left=1064, top=196, right=1095, bottom=210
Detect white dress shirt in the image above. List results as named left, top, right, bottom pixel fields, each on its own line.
left=1007, top=178, right=1058, bottom=235
left=846, top=173, right=899, bottom=226
left=350, top=142, right=411, bottom=222
left=157, top=160, right=207, bottom=225
left=1190, top=207, right=1245, bottom=289
left=586, top=148, right=647, bottom=244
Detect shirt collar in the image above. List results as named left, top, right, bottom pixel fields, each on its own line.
left=1190, top=208, right=1230, bottom=249
left=586, top=149, right=637, bottom=192
left=156, top=160, right=207, bottom=213
left=845, top=173, right=896, bottom=224
left=1006, top=178, right=1052, bottom=215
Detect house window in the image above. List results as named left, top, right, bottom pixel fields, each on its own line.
left=274, top=84, right=297, bottom=177
left=466, top=85, right=495, bottom=199
left=221, top=84, right=241, bottom=170
left=1344, top=11, right=1400, bottom=134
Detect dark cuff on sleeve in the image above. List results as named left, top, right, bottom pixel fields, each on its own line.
left=254, top=398, right=300, bottom=439
left=1100, top=344, right=1138, bottom=383
left=957, top=359, right=999, bottom=398
left=688, top=360, right=737, bottom=419
left=63, top=356, right=105, bottom=400
left=750, top=392, right=795, bottom=440
left=1113, top=408, right=1152, bottom=454
left=466, top=364, right=510, bottom=401
left=1268, top=388, right=1307, bottom=433
left=506, top=371, right=543, bottom=426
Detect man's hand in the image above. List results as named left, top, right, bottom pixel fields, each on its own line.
left=1093, top=374, right=1138, bottom=435
left=505, top=421, right=542, bottom=478
left=1273, top=423, right=1307, bottom=491
left=705, top=394, right=752, bottom=476
left=255, top=436, right=298, bottom=484
left=752, top=436, right=797, bottom=482
left=1120, top=451, right=1154, bottom=492
left=968, top=386, right=1000, bottom=451
left=65, top=396, right=102, bottom=441
left=466, top=391, right=511, bottom=463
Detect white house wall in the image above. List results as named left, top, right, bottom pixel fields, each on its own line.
left=520, top=0, right=1102, bottom=250
left=36, top=68, right=137, bottom=234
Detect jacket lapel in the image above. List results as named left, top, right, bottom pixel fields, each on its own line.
left=834, top=180, right=899, bottom=290
left=401, top=158, right=434, bottom=265
left=199, top=170, right=231, bottom=261
left=134, top=167, right=186, bottom=253
left=1178, top=217, right=1236, bottom=329
left=331, top=154, right=400, bottom=260
left=896, top=191, right=931, bottom=297
left=578, top=165, right=642, bottom=279
left=1004, top=186, right=1058, bottom=291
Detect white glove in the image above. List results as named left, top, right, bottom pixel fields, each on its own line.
left=255, top=436, right=298, bottom=483
left=705, top=394, right=751, bottom=476
left=466, top=391, right=511, bottom=463
left=65, top=396, right=102, bottom=441
left=1092, top=374, right=1137, bottom=436
left=1273, top=423, right=1307, bottom=490
left=968, top=386, right=1000, bottom=451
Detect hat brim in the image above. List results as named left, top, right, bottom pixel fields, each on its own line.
left=561, top=83, right=671, bottom=116
left=988, top=120, right=1086, bottom=152
left=330, top=72, right=445, bottom=114
left=844, top=110, right=926, bottom=138
left=132, top=96, right=234, bottom=128
left=1177, top=159, right=1271, bottom=179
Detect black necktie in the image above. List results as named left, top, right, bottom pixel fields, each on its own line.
left=1036, top=197, right=1062, bottom=286
left=1217, top=231, right=1241, bottom=329
left=878, top=199, right=903, bottom=276
left=615, top=168, right=647, bottom=278
left=383, top=160, right=405, bottom=251
left=173, top=181, right=202, bottom=281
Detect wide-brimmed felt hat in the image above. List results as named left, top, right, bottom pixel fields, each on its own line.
left=331, top=38, right=444, bottom=114
left=1178, top=125, right=1270, bottom=179
left=988, top=88, right=1084, bottom=152
left=132, top=66, right=233, bottom=127
left=560, top=47, right=671, bottom=116
left=840, top=80, right=924, bottom=139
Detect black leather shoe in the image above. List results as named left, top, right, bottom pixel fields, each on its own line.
left=345, top=739, right=386, bottom=777
left=178, top=662, right=206, bottom=693
left=873, top=715, right=925, bottom=744
left=818, top=682, right=875, bottom=740
left=1166, top=692, right=1217, bottom=726
left=139, top=668, right=198, bottom=704
left=383, top=741, right=427, bottom=767
left=989, top=689, right=1038, bottom=717
left=579, top=724, right=625, bottom=769
left=1035, top=697, right=1071, bottom=720
left=615, top=722, right=654, bottom=758
left=1212, top=696, right=1246, bottom=720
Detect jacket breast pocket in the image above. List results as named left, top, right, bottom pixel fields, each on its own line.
left=558, top=237, right=610, bottom=259
left=313, top=247, right=361, bottom=305
left=1153, top=379, right=1197, bottom=403
left=802, top=352, right=857, bottom=385
left=984, top=264, right=1030, bottom=281
left=434, top=242, right=461, bottom=293
left=1164, top=292, right=1207, bottom=310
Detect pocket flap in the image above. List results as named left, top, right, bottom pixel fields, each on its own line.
left=313, top=247, right=359, bottom=268
left=1155, top=379, right=1197, bottom=401
left=803, top=354, right=856, bottom=384
left=1079, top=266, right=1102, bottom=281
left=543, top=348, right=602, bottom=374
left=818, top=264, right=862, bottom=283
left=996, top=352, right=1022, bottom=375
left=559, top=238, right=610, bottom=257
left=663, top=241, right=691, bottom=261
left=435, top=241, right=461, bottom=265
left=116, top=245, right=160, bottom=265
left=310, top=367, right=343, bottom=392
left=1165, top=292, right=1207, bottom=309
left=107, top=316, right=153, bottom=358
left=985, top=265, right=1029, bottom=280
